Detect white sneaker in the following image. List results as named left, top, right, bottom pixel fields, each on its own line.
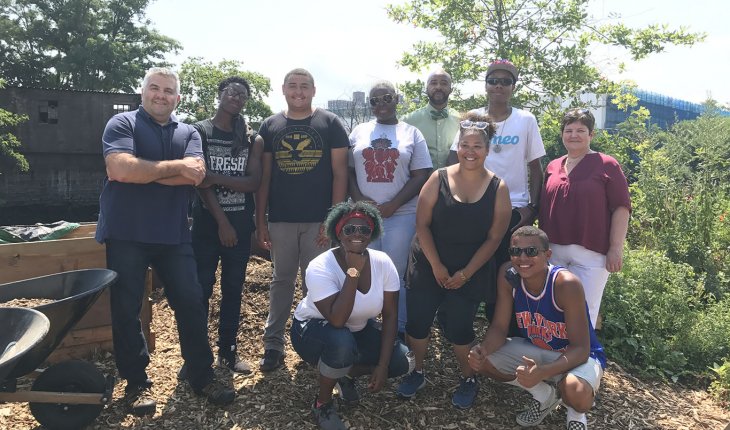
left=567, top=420, right=587, bottom=430
left=515, top=385, right=560, bottom=427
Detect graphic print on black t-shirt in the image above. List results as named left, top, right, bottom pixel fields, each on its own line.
left=362, top=134, right=399, bottom=183
left=274, top=125, right=324, bottom=175
left=206, top=134, right=249, bottom=212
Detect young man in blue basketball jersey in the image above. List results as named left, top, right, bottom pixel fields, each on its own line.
left=468, top=226, right=605, bottom=430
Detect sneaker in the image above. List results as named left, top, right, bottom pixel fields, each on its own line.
left=219, top=346, right=252, bottom=374
left=193, top=379, right=235, bottom=405
left=311, top=398, right=346, bottom=430
left=259, top=349, right=285, bottom=372
left=516, top=385, right=560, bottom=427
left=567, top=420, right=587, bottom=430
left=452, top=376, right=479, bottom=409
left=124, top=380, right=156, bottom=417
left=336, top=376, right=360, bottom=403
left=397, top=370, right=426, bottom=398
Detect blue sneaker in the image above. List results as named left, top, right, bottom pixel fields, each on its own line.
left=397, top=370, right=426, bottom=398
left=452, top=376, right=479, bottom=409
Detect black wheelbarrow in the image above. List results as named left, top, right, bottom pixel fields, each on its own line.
left=0, top=269, right=118, bottom=430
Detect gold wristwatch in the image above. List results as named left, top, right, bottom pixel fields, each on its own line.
left=346, top=268, right=360, bottom=278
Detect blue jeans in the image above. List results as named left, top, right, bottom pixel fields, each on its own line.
left=368, top=213, right=416, bottom=333
left=290, top=318, right=411, bottom=380
left=192, top=207, right=254, bottom=349
left=106, top=239, right=213, bottom=390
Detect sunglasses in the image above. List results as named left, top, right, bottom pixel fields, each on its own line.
left=460, top=120, right=489, bottom=130
left=508, top=246, right=544, bottom=257
left=486, top=78, right=514, bottom=86
left=342, top=224, right=373, bottom=236
left=369, top=94, right=395, bottom=106
left=222, top=87, right=249, bottom=101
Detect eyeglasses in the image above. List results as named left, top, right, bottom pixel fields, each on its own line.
left=369, top=94, right=395, bottom=106
left=222, top=87, right=249, bottom=101
left=460, top=120, right=489, bottom=130
left=486, top=78, right=514, bottom=86
left=508, top=246, right=544, bottom=257
left=342, top=224, right=373, bottom=236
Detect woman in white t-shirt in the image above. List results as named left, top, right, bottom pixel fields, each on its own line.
left=291, top=201, right=412, bottom=430
left=348, top=80, right=433, bottom=335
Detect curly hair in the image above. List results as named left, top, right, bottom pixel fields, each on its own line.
left=323, top=201, right=384, bottom=242
left=458, top=111, right=497, bottom=147
left=217, top=76, right=251, bottom=97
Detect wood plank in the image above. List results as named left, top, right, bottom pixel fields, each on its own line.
left=0, top=391, right=106, bottom=405
left=0, top=237, right=106, bottom=284
left=62, top=223, right=98, bottom=239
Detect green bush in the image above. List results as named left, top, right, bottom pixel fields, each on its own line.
left=710, top=359, right=730, bottom=406
left=600, top=249, right=701, bottom=380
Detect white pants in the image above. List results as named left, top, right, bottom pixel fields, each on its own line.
left=548, top=243, right=609, bottom=327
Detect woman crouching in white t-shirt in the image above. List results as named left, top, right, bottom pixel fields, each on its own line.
left=291, top=201, right=412, bottom=430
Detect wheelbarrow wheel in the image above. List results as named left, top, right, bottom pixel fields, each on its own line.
left=29, top=360, right=106, bottom=430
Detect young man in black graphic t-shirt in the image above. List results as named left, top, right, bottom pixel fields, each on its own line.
left=192, top=76, right=263, bottom=374
left=255, top=68, right=349, bottom=373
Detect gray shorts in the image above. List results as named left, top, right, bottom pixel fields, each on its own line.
left=487, top=337, right=603, bottom=393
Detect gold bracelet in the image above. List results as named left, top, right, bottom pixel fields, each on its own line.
left=459, top=270, right=469, bottom=282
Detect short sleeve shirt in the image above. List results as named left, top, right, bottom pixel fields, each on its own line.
left=451, top=107, right=545, bottom=207
left=293, top=248, right=400, bottom=332
left=402, top=105, right=461, bottom=169
left=95, top=107, right=202, bottom=245
left=349, top=121, right=433, bottom=215
left=259, top=109, right=349, bottom=223
left=538, top=152, right=631, bottom=255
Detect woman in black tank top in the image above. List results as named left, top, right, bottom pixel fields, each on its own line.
left=397, top=113, right=512, bottom=409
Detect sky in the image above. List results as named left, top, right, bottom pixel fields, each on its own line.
left=145, top=0, right=730, bottom=112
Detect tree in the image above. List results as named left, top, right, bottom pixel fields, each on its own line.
left=0, top=0, right=180, bottom=92
left=177, top=57, right=273, bottom=127
left=0, top=79, right=29, bottom=176
left=387, top=0, right=704, bottom=112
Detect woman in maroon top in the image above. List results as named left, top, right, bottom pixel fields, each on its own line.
left=537, top=108, right=630, bottom=327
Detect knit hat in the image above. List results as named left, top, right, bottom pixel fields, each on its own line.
left=486, top=59, right=518, bottom=81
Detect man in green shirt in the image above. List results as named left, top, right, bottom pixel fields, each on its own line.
left=403, top=69, right=460, bottom=169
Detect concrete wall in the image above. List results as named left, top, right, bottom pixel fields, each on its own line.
left=0, top=88, right=140, bottom=223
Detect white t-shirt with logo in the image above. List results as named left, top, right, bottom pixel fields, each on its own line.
left=293, top=248, right=400, bottom=332
left=451, top=107, right=545, bottom=207
left=349, top=121, right=433, bottom=215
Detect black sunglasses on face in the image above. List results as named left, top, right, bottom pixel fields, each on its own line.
left=342, top=224, right=373, bottom=236
left=369, top=94, right=395, bottom=106
left=508, top=246, right=543, bottom=257
left=486, top=78, right=514, bottom=86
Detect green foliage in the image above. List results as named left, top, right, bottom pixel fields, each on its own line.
left=0, top=0, right=180, bottom=91
left=177, top=58, right=273, bottom=126
left=601, top=249, right=701, bottom=380
left=387, top=0, right=703, bottom=113
left=0, top=79, right=29, bottom=175
left=710, top=359, right=730, bottom=406
left=629, top=114, right=730, bottom=298
left=599, top=113, right=730, bottom=392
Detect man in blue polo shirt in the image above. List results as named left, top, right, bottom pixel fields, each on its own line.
left=96, top=67, right=235, bottom=416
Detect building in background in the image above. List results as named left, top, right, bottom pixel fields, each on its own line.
left=578, top=89, right=728, bottom=132
left=326, top=91, right=371, bottom=132
left=0, top=87, right=140, bottom=224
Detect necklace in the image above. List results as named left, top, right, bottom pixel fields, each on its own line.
left=521, top=276, right=545, bottom=324
left=564, top=150, right=593, bottom=173
left=491, top=107, right=512, bottom=153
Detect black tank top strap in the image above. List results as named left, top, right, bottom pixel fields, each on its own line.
left=437, top=168, right=451, bottom=202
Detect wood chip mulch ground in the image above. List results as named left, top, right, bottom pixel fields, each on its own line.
left=1, top=256, right=729, bottom=429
